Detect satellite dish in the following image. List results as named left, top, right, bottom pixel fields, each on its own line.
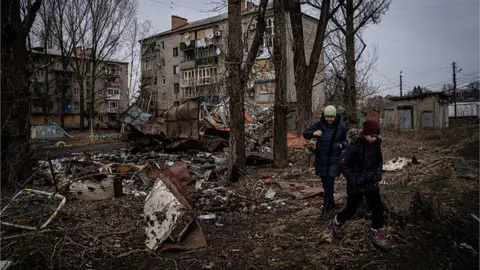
left=185, top=39, right=191, bottom=46
left=216, top=48, right=221, bottom=55
left=205, top=29, right=214, bottom=39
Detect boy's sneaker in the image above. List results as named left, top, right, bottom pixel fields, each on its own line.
left=371, top=228, right=391, bottom=251
left=331, top=215, right=344, bottom=239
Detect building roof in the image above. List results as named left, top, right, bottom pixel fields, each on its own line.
left=143, top=1, right=318, bottom=41
left=389, top=92, right=450, bottom=102
left=29, top=47, right=129, bottom=65
left=148, top=13, right=228, bottom=39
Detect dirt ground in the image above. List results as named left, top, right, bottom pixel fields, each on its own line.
left=2, top=125, right=479, bottom=270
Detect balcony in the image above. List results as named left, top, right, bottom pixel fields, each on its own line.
left=105, top=93, right=120, bottom=101
left=52, top=64, right=74, bottom=72
left=196, top=56, right=218, bottom=66
left=182, top=89, right=198, bottom=99
left=197, top=76, right=216, bottom=86
left=31, top=107, right=43, bottom=114
left=180, top=76, right=217, bottom=88
left=106, top=108, right=120, bottom=113
left=180, top=60, right=195, bottom=70
left=104, top=70, right=120, bottom=77
left=105, top=81, right=121, bottom=87
left=57, top=106, right=72, bottom=113
left=180, top=41, right=194, bottom=51
left=180, top=78, right=195, bottom=88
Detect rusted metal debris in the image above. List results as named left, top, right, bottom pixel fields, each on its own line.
left=122, top=98, right=200, bottom=141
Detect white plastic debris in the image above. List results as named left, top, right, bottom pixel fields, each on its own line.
left=197, top=214, right=217, bottom=220
left=69, top=178, right=114, bottom=200
left=265, top=187, right=276, bottom=199
left=383, top=157, right=412, bottom=172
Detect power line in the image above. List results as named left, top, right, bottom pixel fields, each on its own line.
left=408, top=66, right=451, bottom=78
left=458, top=71, right=480, bottom=80
left=377, top=74, right=475, bottom=95
left=373, top=67, right=400, bottom=89
left=421, top=75, right=473, bottom=89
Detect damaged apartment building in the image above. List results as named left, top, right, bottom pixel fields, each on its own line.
left=139, top=0, right=326, bottom=113
left=29, top=47, right=129, bottom=129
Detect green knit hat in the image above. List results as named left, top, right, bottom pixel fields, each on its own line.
left=324, top=105, right=337, bottom=116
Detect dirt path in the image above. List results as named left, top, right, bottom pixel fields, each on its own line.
left=32, top=141, right=128, bottom=158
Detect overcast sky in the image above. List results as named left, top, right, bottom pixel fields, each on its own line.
left=139, top=0, right=480, bottom=96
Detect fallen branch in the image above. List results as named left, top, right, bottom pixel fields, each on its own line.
left=421, top=158, right=448, bottom=172
left=1, top=229, right=56, bottom=240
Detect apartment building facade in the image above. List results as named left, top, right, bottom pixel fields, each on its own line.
left=140, top=0, right=325, bottom=111
left=29, top=47, right=129, bottom=129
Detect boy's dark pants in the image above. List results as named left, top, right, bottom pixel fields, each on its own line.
left=336, top=184, right=384, bottom=229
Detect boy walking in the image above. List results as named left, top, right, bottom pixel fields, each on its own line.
left=331, top=120, right=390, bottom=251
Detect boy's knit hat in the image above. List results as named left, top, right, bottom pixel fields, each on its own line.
left=324, top=105, right=337, bottom=116
left=363, top=120, right=380, bottom=135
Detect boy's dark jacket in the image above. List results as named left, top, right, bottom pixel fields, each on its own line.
left=303, top=114, right=347, bottom=177
left=340, top=131, right=383, bottom=191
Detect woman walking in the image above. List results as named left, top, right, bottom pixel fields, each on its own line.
left=303, top=105, right=347, bottom=220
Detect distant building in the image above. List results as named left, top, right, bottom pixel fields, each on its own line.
left=388, top=92, right=450, bottom=130
left=139, top=0, right=325, bottom=112
left=29, top=47, right=129, bottom=129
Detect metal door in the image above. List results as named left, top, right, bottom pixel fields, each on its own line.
left=383, top=109, right=394, bottom=125
left=398, top=108, right=412, bottom=129
left=421, top=111, right=434, bottom=129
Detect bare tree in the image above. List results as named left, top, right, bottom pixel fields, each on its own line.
left=324, top=30, right=381, bottom=120
left=124, top=19, right=153, bottom=106
left=226, top=0, right=269, bottom=182
left=85, top=0, right=137, bottom=128
left=1, top=0, right=42, bottom=185
left=327, top=0, right=391, bottom=127
left=32, top=0, right=59, bottom=123
left=288, top=0, right=341, bottom=133
left=66, top=0, right=91, bottom=131
left=272, top=0, right=288, bottom=167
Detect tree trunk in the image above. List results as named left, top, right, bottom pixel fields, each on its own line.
left=79, top=79, right=85, bottom=131
left=226, top=0, right=246, bottom=183
left=289, top=0, right=331, bottom=134
left=43, top=66, right=49, bottom=123
left=60, top=70, right=66, bottom=128
left=345, top=0, right=358, bottom=128
left=273, top=0, right=288, bottom=168
left=1, top=0, right=36, bottom=185
left=90, top=61, right=96, bottom=130
left=295, top=80, right=314, bottom=133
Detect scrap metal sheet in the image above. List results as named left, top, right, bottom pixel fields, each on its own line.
left=122, top=99, right=199, bottom=140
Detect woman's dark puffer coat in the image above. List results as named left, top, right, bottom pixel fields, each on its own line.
left=303, top=114, right=347, bottom=177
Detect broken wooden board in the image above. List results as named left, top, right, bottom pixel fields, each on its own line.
left=275, top=181, right=324, bottom=200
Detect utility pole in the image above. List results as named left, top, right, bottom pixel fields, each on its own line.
left=452, top=62, right=457, bottom=120
left=452, top=62, right=462, bottom=120
left=400, top=70, right=403, bottom=97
